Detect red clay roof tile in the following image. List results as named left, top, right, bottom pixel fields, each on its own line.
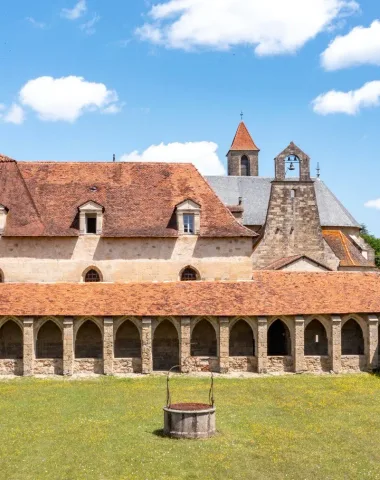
left=1, top=160, right=255, bottom=238
left=0, top=272, right=379, bottom=317
left=229, top=122, right=259, bottom=151
left=323, top=230, right=373, bottom=267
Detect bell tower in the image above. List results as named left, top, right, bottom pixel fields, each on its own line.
left=227, top=122, right=260, bottom=176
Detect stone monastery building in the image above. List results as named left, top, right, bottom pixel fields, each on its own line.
left=0, top=122, right=379, bottom=377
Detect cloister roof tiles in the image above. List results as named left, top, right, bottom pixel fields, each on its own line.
left=0, top=160, right=254, bottom=238
left=0, top=272, right=379, bottom=317
left=262, top=255, right=332, bottom=271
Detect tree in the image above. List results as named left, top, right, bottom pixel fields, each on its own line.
left=360, top=225, right=380, bottom=268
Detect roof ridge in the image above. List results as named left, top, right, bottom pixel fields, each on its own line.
left=229, top=122, right=259, bottom=151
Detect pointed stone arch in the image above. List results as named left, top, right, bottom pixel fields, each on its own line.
left=229, top=319, right=255, bottom=356
left=114, top=319, right=141, bottom=358
left=75, top=319, right=103, bottom=359
left=82, top=266, right=103, bottom=283
left=267, top=318, right=292, bottom=356
left=304, top=319, right=328, bottom=356
left=179, top=265, right=200, bottom=281
left=191, top=318, right=217, bottom=357
left=36, top=320, right=63, bottom=359
left=0, top=319, right=23, bottom=359
left=0, top=268, right=4, bottom=283
left=152, top=319, right=179, bottom=371
left=341, top=317, right=365, bottom=355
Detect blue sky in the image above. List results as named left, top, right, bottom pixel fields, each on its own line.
left=0, top=0, right=379, bottom=234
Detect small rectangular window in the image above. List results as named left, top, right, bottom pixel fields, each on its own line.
left=86, top=215, right=97, bottom=234
left=183, top=214, right=195, bottom=234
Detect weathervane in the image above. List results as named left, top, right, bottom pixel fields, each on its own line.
left=316, top=162, right=321, bottom=178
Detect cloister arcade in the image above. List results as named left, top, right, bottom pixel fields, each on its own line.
left=0, top=314, right=377, bottom=376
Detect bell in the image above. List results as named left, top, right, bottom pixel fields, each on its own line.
left=289, top=162, right=295, bottom=171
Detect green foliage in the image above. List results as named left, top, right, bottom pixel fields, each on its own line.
left=1, top=376, right=380, bottom=480
left=361, top=224, right=380, bottom=268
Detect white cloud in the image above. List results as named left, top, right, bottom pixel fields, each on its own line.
left=102, top=103, right=124, bottom=114
left=61, top=0, right=87, bottom=20
left=26, top=17, right=46, bottom=29
left=312, top=81, right=380, bottom=115
left=120, top=141, right=225, bottom=175
left=19, top=76, right=120, bottom=122
left=80, top=14, right=100, bottom=35
left=365, top=199, right=380, bottom=210
left=136, top=0, right=359, bottom=55
left=3, top=104, right=25, bottom=125
left=322, top=20, right=380, bottom=70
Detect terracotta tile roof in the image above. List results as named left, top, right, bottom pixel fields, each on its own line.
left=323, top=230, right=373, bottom=268
left=0, top=153, right=16, bottom=162
left=262, top=255, right=332, bottom=271
left=0, top=272, right=379, bottom=316
left=0, top=160, right=255, bottom=238
left=229, top=122, right=259, bottom=151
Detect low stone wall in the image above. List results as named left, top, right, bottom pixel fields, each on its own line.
left=267, top=356, right=293, bottom=373
left=184, top=356, right=219, bottom=372
left=74, top=359, right=103, bottom=374
left=341, top=355, right=367, bottom=372
left=229, top=356, right=257, bottom=372
left=0, top=359, right=23, bottom=376
left=113, top=358, right=142, bottom=374
left=34, top=359, right=63, bottom=375
left=304, top=356, right=331, bottom=373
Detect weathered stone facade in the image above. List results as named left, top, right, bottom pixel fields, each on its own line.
left=0, top=314, right=378, bottom=376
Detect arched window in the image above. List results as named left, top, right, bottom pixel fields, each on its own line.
left=0, top=321, right=23, bottom=359
left=229, top=320, right=255, bottom=356
left=180, top=267, right=198, bottom=281
left=342, top=319, right=364, bottom=355
left=84, top=268, right=101, bottom=283
left=114, top=321, right=141, bottom=358
left=240, top=156, right=250, bottom=176
left=0, top=269, right=3, bottom=283
left=304, top=320, right=328, bottom=356
left=191, top=320, right=217, bottom=356
left=268, top=319, right=291, bottom=356
left=36, top=321, right=63, bottom=359
left=75, top=320, right=103, bottom=358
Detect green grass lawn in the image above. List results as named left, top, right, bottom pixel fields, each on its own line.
left=1, top=375, right=380, bottom=480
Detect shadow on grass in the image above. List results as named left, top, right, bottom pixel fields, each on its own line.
left=152, top=429, right=166, bottom=437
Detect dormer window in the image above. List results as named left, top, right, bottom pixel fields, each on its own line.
left=183, top=214, right=195, bottom=234
left=176, top=199, right=201, bottom=235
left=0, top=204, right=8, bottom=235
left=78, top=201, right=104, bottom=235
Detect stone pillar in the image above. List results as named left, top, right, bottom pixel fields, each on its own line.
left=63, top=317, right=74, bottom=376
left=257, top=317, right=268, bottom=374
left=331, top=315, right=342, bottom=374
left=141, top=317, right=153, bottom=374
left=103, top=317, right=114, bottom=375
left=368, top=315, right=379, bottom=371
left=23, top=317, right=34, bottom=376
left=219, top=317, right=229, bottom=373
left=180, top=317, right=191, bottom=373
left=294, top=316, right=305, bottom=373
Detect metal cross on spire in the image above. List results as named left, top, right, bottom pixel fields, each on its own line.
left=240, top=111, right=244, bottom=121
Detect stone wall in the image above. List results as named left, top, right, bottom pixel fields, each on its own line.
left=0, top=314, right=378, bottom=376
left=228, top=151, right=259, bottom=176
left=252, top=181, right=335, bottom=269
left=0, top=236, right=253, bottom=283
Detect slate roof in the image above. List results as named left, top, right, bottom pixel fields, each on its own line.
left=229, top=122, right=259, bottom=151
left=206, top=176, right=361, bottom=228
left=0, top=272, right=379, bottom=316
left=0, top=161, right=255, bottom=238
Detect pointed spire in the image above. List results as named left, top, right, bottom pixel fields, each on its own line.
left=229, top=122, right=259, bottom=152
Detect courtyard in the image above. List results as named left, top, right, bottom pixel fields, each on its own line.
left=0, top=374, right=380, bottom=479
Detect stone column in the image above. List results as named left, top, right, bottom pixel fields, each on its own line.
left=294, top=316, right=305, bottom=373
left=368, top=315, right=379, bottom=371
left=141, top=317, right=153, bottom=374
left=219, top=317, right=229, bottom=373
left=331, top=315, right=342, bottom=374
left=257, top=317, right=268, bottom=374
left=63, top=317, right=74, bottom=376
left=180, top=317, right=191, bottom=373
left=103, top=317, right=114, bottom=375
left=23, top=317, right=34, bottom=376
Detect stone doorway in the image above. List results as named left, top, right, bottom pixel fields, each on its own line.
left=153, top=320, right=179, bottom=371
left=268, top=319, right=291, bottom=356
